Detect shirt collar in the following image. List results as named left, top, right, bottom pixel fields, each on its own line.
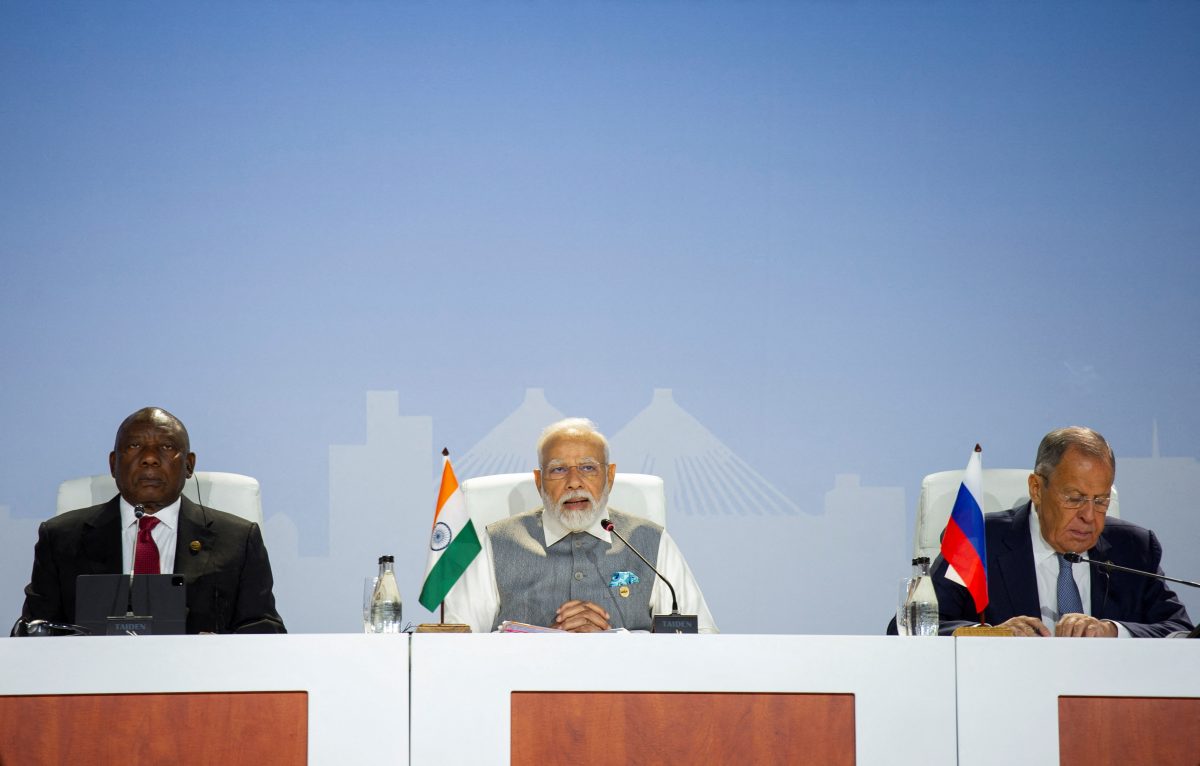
left=1028, top=503, right=1060, bottom=564
left=541, top=506, right=612, bottom=547
left=120, top=495, right=182, bottom=531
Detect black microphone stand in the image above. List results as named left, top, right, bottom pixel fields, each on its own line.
left=601, top=519, right=698, bottom=634
left=1063, top=553, right=1200, bottom=638
left=109, top=504, right=155, bottom=635
left=1062, top=553, right=1200, bottom=590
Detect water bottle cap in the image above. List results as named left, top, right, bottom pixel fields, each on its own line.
left=378, top=555, right=394, bottom=564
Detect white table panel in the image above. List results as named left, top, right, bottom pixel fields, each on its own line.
left=956, top=638, right=1200, bottom=766
left=0, top=634, right=407, bottom=765
left=411, top=633, right=957, bottom=766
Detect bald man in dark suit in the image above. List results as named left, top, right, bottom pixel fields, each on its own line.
left=19, top=407, right=284, bottom=634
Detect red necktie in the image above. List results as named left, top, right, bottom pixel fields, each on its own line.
left=134, top=515, right=162, bottom=575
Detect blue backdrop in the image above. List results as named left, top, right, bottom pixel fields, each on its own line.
left=2, top=2, right=1198, bottom=634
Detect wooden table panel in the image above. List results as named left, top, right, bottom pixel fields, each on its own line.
left=0, top=691, right=308, bottom=766
left=512, top=691, right=854, bottom=766
left=1059, top=696, right=1200, bottom=766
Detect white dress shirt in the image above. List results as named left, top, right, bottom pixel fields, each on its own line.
left=120, top=496, right=180, bottom=574
left=444, top=507, right=718, bottom=634
left=1029, top=504, right=1129, bottom=637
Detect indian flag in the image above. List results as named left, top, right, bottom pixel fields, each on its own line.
left=418, top=450, right=481, bottom=611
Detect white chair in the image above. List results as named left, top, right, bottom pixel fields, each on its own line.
left=460, top=473, right=667, bottom=531
left=56, top=471, right=265, bottom=527
left=914, top=468, right=1120, bottom=560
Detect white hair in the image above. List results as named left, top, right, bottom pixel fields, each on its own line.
left=536, top=417, right=610, bottom=467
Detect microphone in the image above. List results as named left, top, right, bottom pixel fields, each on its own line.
left=1062, top=553, right=1200, bottom=590
left=16, top=619, right=91, bottom=637
left=104, top=503, right=156, bottom=635
left=600, top=518, right=698, bottom=634
left=126, top=505, right=146, bottom=616
left=1063, top=553, right=1199, bottom=639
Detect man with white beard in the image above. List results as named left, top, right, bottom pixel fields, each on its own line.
left=444, top=418, right=717, bottom=633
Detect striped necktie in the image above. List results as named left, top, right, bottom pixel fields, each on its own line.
left=1056, top=553, right=1084, bottom=616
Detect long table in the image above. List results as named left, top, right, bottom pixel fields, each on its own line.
left=2, top=634, right=1196, bottom=765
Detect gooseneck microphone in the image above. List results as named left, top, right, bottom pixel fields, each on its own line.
left=601, top=518, right=679, bottom=612
left=126, top=504, right=146, bottom=615
left=1062, top=552, right=1200, bottom=590
left=600, top=518, right=698, bottom=633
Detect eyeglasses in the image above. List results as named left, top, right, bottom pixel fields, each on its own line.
left=541, top=462, right=607, bottom=481
left=1036, top=475, right=1111, bottom=511
left=1055, top=492, right=1112, bottom=511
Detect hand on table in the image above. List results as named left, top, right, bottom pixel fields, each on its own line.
left=1055, top=613, right=1117, bottom=637
left=551, top=600, right=611, bottom=633
left=996, top=616, right=1052, bottom=637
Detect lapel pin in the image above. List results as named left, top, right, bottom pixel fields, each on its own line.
left=189, top=540, right=202, bottom=552
left=618, top=585, right=631, bottom=598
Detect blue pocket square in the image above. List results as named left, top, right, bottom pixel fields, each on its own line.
left=609, top=571, right=640, bottom=588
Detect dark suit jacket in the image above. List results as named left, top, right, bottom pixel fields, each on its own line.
left=933, top=502, right=1192, bottom=637
left=21, top=495, right=285, bottom=634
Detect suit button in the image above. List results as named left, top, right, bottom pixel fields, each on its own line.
left=573, top=571, right=584, bottom=581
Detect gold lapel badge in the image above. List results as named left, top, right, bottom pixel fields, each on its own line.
left=189, top=540, right=202, bottom=552
left=618, top=585, right=631, bottom=598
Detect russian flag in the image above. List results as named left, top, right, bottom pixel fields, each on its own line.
left=940, top=444, right=988, bottom=614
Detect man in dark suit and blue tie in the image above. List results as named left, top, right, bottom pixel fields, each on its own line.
left=934, top=426, right=1192, bottom=637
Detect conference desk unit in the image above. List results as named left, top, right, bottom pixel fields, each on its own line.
left=957, top=637, right=1200, bottom=766
left=0, top=634, right=405, bottom=765
left=411, top=634, right=959, bottom=765
left=2, top=634, right=1197, bottom=765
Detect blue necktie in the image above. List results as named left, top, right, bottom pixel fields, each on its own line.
left=1057, top=553, right=1083, bottom=616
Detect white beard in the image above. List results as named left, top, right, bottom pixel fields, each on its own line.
left=544, top=483, right=610, bottom=533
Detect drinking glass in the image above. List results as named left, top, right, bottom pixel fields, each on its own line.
left=362, top=576, right=378, bottom=633
left=896, top=577, right=915, bottom=636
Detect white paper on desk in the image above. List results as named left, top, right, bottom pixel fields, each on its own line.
left=498, top=621, right=630, bottom=634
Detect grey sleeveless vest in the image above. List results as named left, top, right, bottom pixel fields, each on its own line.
left=488, top=508, right=663, bottom=631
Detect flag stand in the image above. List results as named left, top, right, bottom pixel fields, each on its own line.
left=415, top=447, right=479, bottom=634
